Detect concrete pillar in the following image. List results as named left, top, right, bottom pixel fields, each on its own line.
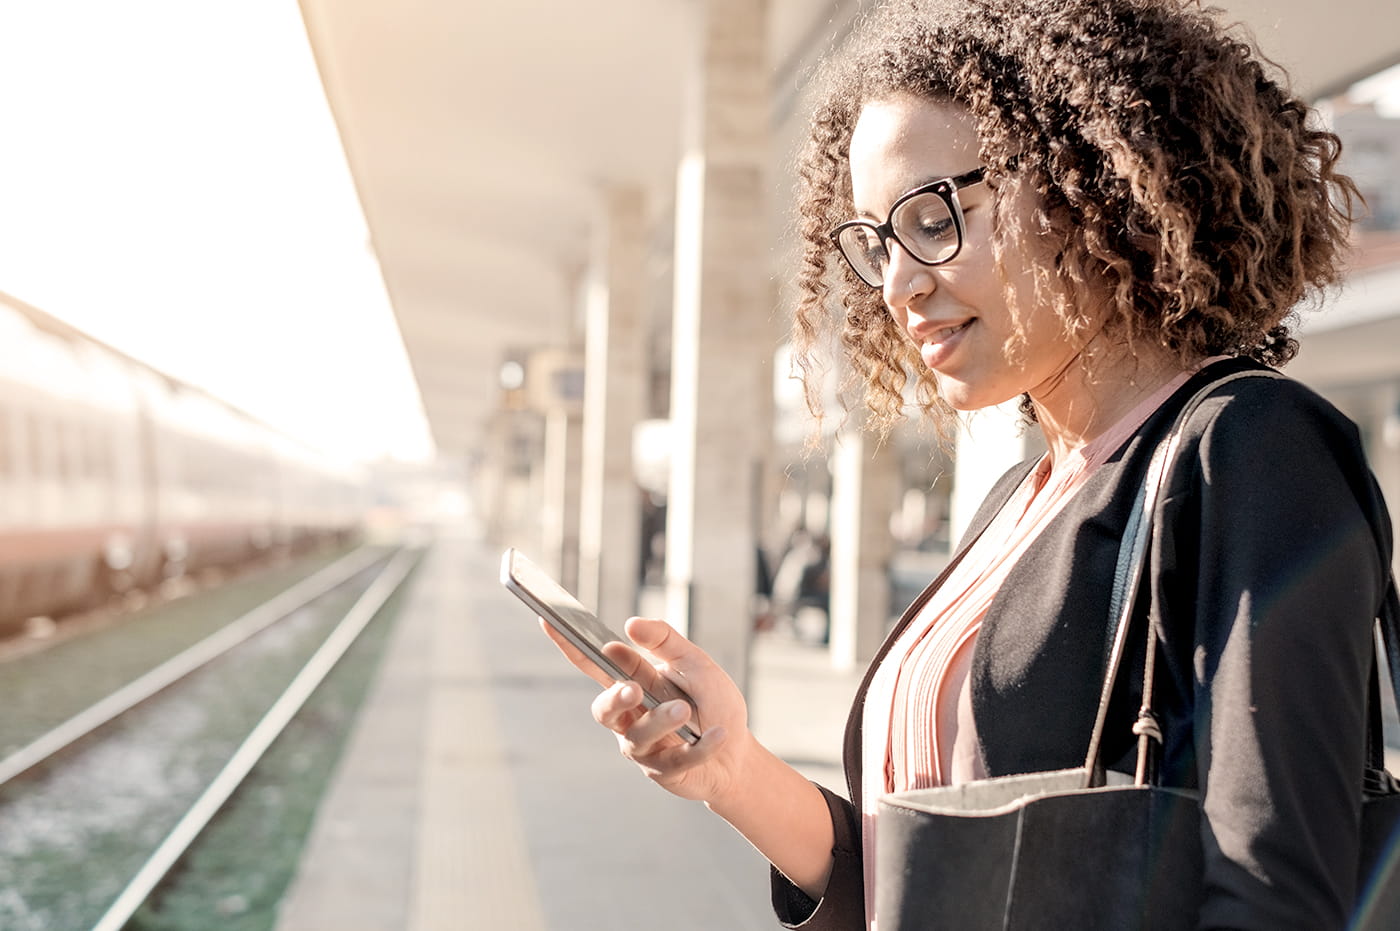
left=950, top=402, right=1038, bottom=545
left=541, top=409, right=583, bottom=592
left=578, top=186, right=648, bottom=624
left=828, top=420, right=899, bottom=670
left=474, top=414, right=506, bottom=544
left=477, top=410, right=518, bottom=546
left=532, top=342, right=586, bottom=592
left=664, top=0, right=770, bottom=693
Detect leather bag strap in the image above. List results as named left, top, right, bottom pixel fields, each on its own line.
left=1367, top=577, right=1400, bottom=785
left=1380, top=577, right=1400, bottom=714
left=1081, top=369, right=1281, bottom=787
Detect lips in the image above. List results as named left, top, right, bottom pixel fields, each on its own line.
left=920, top=319, right=973, bottom=369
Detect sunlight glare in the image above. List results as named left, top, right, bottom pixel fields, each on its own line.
left=0, top=1, right=435, bottom=463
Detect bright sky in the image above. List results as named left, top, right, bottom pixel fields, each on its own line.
left=0, top=2, right=435, bottom=464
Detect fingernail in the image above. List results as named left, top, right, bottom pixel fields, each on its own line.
left=666, top=702, right=687, bottom=720
left=618, top=683, right=635, bottom=702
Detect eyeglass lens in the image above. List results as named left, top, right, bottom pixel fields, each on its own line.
left=836, top=191, right=959, bottom=286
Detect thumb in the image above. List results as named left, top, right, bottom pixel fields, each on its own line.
left=624, top=616, right=713, bottom=676
left=623, top=616, right=686, bottom=652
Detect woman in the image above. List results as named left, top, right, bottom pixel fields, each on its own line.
left=543, top=0, right=1395, bottom=927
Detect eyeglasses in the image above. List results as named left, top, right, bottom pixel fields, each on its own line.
left=830, top=167, right=985, bottom=288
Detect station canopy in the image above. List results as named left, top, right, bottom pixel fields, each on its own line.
left=294, top=0, right=1400, bottom=463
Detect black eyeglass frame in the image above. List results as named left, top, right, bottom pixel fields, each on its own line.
left=830, top=167, right=986, bottom=288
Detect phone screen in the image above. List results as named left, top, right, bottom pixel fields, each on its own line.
left=500, top=548, right=700, bottom=744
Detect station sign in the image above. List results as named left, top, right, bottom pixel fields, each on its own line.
left=525, top=348, right=585, bottom=415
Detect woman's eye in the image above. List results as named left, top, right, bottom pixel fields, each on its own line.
left=853, top=229, right=885, bottom=264
left=916, top=216, right=954, bottom=241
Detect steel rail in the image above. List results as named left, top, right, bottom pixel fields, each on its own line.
left=0, top=545, right=389, bottom=787
left=88, top=544, right=423, bottom=931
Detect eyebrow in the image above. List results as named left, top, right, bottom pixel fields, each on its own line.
left=852, top=180, right=938, bottom=221
left=852, top=168, right=984, bottom=220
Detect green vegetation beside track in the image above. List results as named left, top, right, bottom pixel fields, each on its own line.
left=127, top=558, right=418, bottom=931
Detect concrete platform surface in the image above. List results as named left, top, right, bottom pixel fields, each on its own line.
left=274, top=522, right=860, bottom=931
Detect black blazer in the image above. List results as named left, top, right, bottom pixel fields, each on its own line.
left=774, top=358, right=1395, bottom=930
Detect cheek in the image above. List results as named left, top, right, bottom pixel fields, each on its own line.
left=881, top=301, right=905, bottom=329
left=997, top=271, right=1039, bottom=325
left=949, top=225, right=1016, bottom=308
left=945, top=260, right=1013, bottom=316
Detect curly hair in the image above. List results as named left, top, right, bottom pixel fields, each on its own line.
left=790, top=0, right=1359, bottom=437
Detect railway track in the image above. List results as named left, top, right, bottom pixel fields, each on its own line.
left=0, top=543, right=424, bottom=930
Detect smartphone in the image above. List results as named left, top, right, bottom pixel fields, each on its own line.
left=500, top=548, right=701, bottom=744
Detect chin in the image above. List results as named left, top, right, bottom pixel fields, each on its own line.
left=935, top=377, right=1021, bottom=415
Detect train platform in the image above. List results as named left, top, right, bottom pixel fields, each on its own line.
left=273, top=520, right=861, bottom=931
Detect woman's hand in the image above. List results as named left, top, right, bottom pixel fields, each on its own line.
left=541, top=614, right=837, bottom=898
left=539, top=616, right=754, bottom=807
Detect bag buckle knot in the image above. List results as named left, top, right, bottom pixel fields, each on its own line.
left=1131, top=708, right=1163, bottom=744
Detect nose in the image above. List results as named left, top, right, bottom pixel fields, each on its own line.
left=881, top=240, right=936, bottom=329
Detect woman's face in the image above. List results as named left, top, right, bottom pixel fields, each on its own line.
left=846, top=95, right=1083, bottom=412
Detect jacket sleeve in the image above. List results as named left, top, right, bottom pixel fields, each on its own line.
left=770, top=784, right=866, bottom=929
left=1162, top=381, right=1389, bottom=930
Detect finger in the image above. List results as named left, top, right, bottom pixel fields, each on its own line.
left=598, top=637, right=697, bottom=712
left=622, top=617, right=714, bottom=683
left=538, top=618, right=615, bottom=689
left=591, top=680, right=646, bottom=733
left=620, top=698, right=698, bottom=750
left=598, top=636, right=659, bottom=678
left=630, top=725, right=731, bottom=781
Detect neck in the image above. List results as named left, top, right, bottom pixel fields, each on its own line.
left=1029, top=343, right=1192, bottom=466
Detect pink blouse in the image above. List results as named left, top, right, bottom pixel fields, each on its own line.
left=858, top=366, right=1213, bottom=929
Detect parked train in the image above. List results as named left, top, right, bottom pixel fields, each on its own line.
left=0, top=290, right=364, bottom=632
